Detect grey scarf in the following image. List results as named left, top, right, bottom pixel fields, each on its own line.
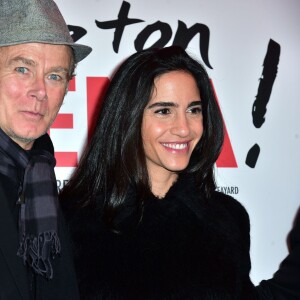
left=0, top=128, right=60, bottom=279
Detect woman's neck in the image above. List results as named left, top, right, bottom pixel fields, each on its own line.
left=149, top=171, right=178, bottom=199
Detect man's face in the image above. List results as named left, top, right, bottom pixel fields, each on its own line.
left=0, top=43, right=73, bottom=149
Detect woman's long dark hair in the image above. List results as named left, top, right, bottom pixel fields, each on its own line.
left=60, top=46, right=224, bottom=227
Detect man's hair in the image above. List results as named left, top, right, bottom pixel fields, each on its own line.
left=61, top=46, right=224, bottom=228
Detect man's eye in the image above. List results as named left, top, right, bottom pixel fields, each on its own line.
left=16, top=67, right=28, bottom=74
left=48, top=74, right=62, bottom=81
left=155, top=108, right=170, bottom=115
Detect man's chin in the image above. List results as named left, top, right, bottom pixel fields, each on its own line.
left=8, top=131, right=44, bottom=149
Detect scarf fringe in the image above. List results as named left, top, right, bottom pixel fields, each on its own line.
left=17, top=231, right=61, bottom=280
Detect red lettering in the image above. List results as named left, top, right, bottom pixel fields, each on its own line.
left=87, top=77, right=110, bottom=141
left=211, top=80, right=238, bottom=168
left=50, top=79, right=78, bottom=167
left=68, top=77, right=76, bottom=91
left=51, top=113, right=73, bottom=128
left=51, top=77, right=237, bottom=168
left=55, top=152, right=78, bottom=167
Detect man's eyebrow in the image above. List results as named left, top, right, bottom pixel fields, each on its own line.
left=9, top=57, right=69, bottom=74
left=147, top=102, right=178, bottom=109
left=49, top=66, right=70, bottom=74
left=9, top=56, right=36, bottom=66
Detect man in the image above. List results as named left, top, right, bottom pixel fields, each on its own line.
left=0, top=0, right=91, bottom=299
left=257, top=209, right=300, bottom=300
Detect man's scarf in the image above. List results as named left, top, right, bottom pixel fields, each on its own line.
left=0, top=128, right=60, bottom=279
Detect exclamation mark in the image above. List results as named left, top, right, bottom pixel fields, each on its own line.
left=246, top=39, right=280, bottom=168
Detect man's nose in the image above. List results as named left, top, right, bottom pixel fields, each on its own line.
left=28, top=76, right=47, bottom=101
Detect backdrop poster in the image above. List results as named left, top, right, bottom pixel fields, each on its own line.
left=53, top=0, right=300, bottom=284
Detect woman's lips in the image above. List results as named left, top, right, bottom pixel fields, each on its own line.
left=161, top=142, right=190, bottom=153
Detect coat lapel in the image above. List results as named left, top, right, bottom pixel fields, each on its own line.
left=0, top=184, right=30, bottom=299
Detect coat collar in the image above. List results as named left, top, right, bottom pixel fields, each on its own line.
left=0, top=183, right=30, bottom=299
left=161, top=173, right=207, bottom=220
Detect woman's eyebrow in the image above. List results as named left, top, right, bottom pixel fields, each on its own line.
left=147, top=102, right=177, bottom=109
left=147, top=100, right=202, bottom=109
left=188, top=100, right=202, bottom=108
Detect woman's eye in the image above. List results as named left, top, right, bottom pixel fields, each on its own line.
left=155, top=108, right=170, bottom=115
left=188, top=106, right=202, bottom=114
left=16, top=67, right=28, bottom=74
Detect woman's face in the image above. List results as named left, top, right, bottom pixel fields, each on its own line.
left=142, top=70, right=203, bottom=179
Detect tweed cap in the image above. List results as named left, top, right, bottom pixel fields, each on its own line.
left=0, top=0, right=92, bottom=63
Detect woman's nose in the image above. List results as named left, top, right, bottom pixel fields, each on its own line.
left=170, top=114, right=190, bottom=137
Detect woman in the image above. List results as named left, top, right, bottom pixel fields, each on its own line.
left=61, top=46, right=258, bottom=299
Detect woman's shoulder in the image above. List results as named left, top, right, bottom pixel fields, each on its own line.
left=210, top=191, right=251, bottom=231
left=211, top=191, right=249, bottom=214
